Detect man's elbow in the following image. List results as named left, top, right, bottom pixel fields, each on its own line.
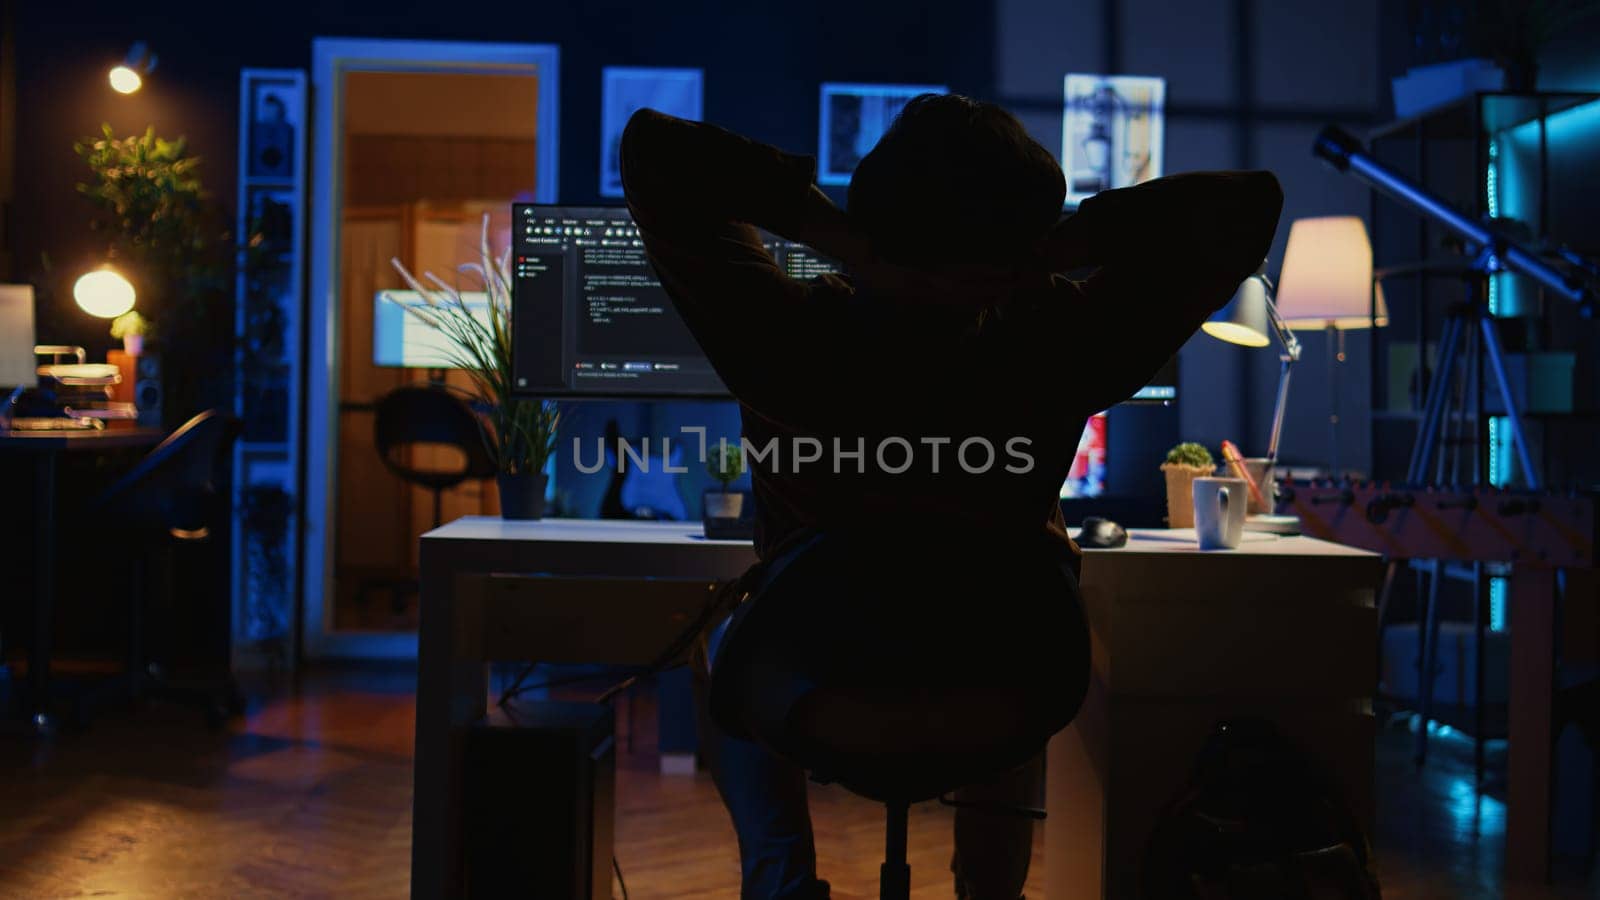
left=1240, top=170, right=1284, bottom=237
left=1232, top=170, right=1285, bottom=268
left=619, top=108, right=672, bottom=200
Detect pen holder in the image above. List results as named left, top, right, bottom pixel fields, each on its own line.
left=1241, top=457, right=1277, bottom=515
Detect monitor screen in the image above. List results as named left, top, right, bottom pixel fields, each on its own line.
left=1060, top=412, right=1108, bottom=499
left=509, top=204, right=842, bottom=398
left=373, top=290, right=492, bottom=369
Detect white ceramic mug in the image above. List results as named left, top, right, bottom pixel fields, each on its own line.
left=1193, top=476, right=1247, bottom=550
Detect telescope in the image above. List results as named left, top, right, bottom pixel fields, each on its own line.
left=1313, top=126, right=1596, bottom=318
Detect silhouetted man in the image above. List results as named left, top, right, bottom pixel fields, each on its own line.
left=622, top=95, right=1282, bottom=900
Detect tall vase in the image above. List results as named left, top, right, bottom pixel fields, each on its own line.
left=497, top=472, right=549, bottom=521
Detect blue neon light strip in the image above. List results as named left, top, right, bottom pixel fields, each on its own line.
left=1489, top=576, right=1507, bottom=632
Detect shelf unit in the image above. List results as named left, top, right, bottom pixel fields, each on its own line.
left=1366, top=91, right=1600, bottom=493
left=232, top=70, right=308, bottom=670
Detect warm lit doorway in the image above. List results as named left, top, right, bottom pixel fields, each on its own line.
left=306, top=39, right=560, bottom=659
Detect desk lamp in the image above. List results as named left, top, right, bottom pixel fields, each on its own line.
left=1273, top=216, right=1387, bottom=477
left=1203, top=262, right=1301, bottom=463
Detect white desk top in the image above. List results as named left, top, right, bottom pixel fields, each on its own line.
left=424, top=518, right=1375, bottom=559
left=1095, top=528, right=1377, bottom=558
left=423, top=515, right=751, bottom=547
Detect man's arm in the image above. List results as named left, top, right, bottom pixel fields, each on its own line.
left=620, top=109, right=870, bottom=269
left=1033, top=172, right=1284, bottom=411
left=619, top=110, right=868, bottom=417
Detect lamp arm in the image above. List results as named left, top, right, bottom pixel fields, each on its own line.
left=1260, top=277, right=1299, bottom=463
left=1259, top=276, right=1301, bottom=362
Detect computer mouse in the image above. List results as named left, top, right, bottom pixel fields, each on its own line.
left=1076, top=516, right=1127, bottom=549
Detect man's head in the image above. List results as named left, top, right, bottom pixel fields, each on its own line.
left=848, top=94, right=1065, bottom=270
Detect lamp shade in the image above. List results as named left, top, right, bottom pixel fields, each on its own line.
left=73, top=268, right=136, bottom=318
left=1202, top=272, right=1272, bottom=347
left=1275, top=216, right=1387, bottom=330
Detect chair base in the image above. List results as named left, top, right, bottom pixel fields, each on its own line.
left=881, top=801, right=910, bottom=900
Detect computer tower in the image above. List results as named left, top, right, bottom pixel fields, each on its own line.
left=463, top=701, right=615, bottom=899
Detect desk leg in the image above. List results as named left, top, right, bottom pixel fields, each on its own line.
left=412, top=543, right=487, bottom=899
left=1505, top=567, right=1556, bottom=883
left=1045, top=673, right=1108, bottom=900
left=29, top=452, right=58, bottom=734
left=657, top=666, right=698, bottom=775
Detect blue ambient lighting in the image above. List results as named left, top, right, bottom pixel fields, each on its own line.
left=1489, top=576, right=1507, bottom=632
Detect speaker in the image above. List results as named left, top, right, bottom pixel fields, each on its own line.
left=135, top=354, right=162, bottom=427
left=463, top=701, right=615, bottom=899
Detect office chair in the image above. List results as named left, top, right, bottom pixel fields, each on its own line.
left=709, top=530, right=1089, bottom=899
left=92, top=409, right=242, bottom=727
left=360, top=384, right=498, bottom=615
left=374, top=383, right=497, bottom=529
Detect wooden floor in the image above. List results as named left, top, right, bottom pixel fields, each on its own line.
left=0, top=664, right=1595, bottom=899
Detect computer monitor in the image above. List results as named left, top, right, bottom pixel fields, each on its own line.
left=373, top=289, right=492, bottom=369
left=0, top=285, right=37, bottom=390
left=509, top=204, right=841, bottom=398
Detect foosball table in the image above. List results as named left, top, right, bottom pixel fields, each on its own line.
left=1283, top=480, right=1595, bottom=883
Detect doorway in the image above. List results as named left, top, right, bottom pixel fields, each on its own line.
left=306, top=39, right=560, bottom=659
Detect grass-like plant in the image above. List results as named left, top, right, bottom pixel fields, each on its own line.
left=387, top=215, right=558, bottom=476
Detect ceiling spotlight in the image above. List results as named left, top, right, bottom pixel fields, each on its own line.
left=109, top=41, right=156, bottom=95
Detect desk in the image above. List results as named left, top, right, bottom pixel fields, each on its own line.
left=1, top=427, right=165, bottom=732
left=1045, top=529, right=1382, bottom=899
left=412, top=516, right=757, bottom=899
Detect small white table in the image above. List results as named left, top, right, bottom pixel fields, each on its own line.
left=410, top=517, right=757, bottom=899
left=1045, top=529, right=1383, bottom=899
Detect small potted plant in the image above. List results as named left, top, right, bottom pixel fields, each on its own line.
left=1161, top=442, right=1216, bottom=529
left=703, top=441, right=745, bottom=529
left=110, top=310, right=149, bottom=356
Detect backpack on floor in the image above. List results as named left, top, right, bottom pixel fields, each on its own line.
left=1141, top=718, right=1381, bottom=900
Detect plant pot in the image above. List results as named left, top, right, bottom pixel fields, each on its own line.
left=702, top=488, right=752, bottom=540
left=123, top=334, right=144, bottom=356
left=1161, top=463, right=1215, bottom=529
left=497, top=472, right=549, bottom=521
left=703, top=490, right=744, bottom=520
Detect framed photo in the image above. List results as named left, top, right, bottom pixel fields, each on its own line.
left=600, top=67, right=704, bottom=198
left=817, top=83, right=946, bottom=186
left=1061, top=74, right=1165, bottom=205
left=248, top=78, right=302, bottom=179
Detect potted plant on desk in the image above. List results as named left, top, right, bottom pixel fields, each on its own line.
left=387, top=215, right=559, bottom=520
left=1161, top=441, right=1216, bottom=529
left=703, top=441, right=746, bottom=537
left=110, top=310, right=149, bottom=356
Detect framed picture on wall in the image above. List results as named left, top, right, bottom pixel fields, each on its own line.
left=248, top=78, right=302, bottom=179
left=1061, top=74, right=1165, bottom=205
left=600, top=67, right=704, bottom=198
left=817, top=83, right=946, bottom=186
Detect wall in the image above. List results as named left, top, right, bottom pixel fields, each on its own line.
left=7, top=0, right=996, bottom=356
left=995, top=0, right=1384, bottom=475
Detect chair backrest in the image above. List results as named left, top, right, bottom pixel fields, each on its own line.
left=97, top=410, right=241, bottom=539
left=709, top=529, right=1089, bottom=802
left=372, top=384, right=497, bottom=490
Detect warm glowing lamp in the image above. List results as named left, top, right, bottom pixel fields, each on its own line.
left=109, top=65, right=143, bottom=94
left=1204, top=263, right=1301, bottom=462
left=108, top=42, right=156, bottom=95
left=73, top=268, right=137, bottom=319
left=1273, top=216, right=1387, bottom=475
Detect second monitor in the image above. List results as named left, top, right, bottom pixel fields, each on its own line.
left=510, top=203, right=840, bottom=398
